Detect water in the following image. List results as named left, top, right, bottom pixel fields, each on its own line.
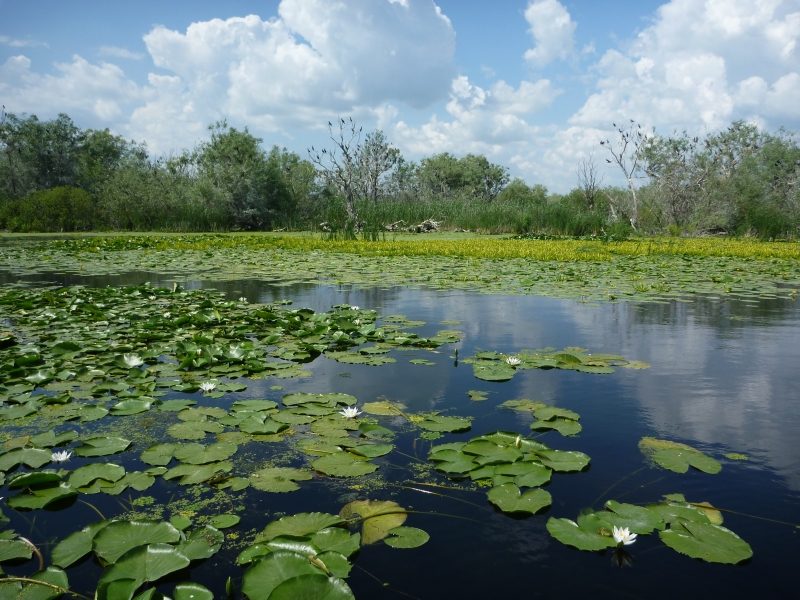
left=2, top=270, right=799, bottom=599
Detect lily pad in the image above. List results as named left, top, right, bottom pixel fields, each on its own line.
left=535, top=450, right=590, bottom=472
left=340, top=500, right=407, bottom=545
left=93, top=520, right=182, bottom=563
left=74, top=437, right=131, bottom=457
left=659, top=520, right=753, bottom=564
left=242, top=552, right=327, bottom=600
left=249, top=467, right=313, bottom=492
left=653, top=448, right=722, bottom=474
left=110, top=399, right=152, bottom=416
left=209, top=514, right=241, bottom=529
left=261, top=513, right=344, bottom=541
left=312, top=454, right=378, bottom=478
left=173, top=441, right=238, bottom=465
left=602, top=500, right=665, bottom=534
left=417, top=415, right=471, bottom=433
left=546, top=517, right=617, bottom=551
left=487, top=484, right=551, bottom=514
left=384, top=526, right=430, bottom=549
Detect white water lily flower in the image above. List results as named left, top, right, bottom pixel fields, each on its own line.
left=163, top=312, right=171, bottom=318
left=149, top=295, right=156, bottom=301
left=353, top=319, right=362, bottom=326
left=70, top=305, right=77, bottom=311
left=506, top=356, right=521, bottom=367
left=612, top=526, right=637, bottom=546
left=199, top=382, right=217, bottom=393
left=51, top=450, right=73, bottom=463
left=514, top=435, right=522, bottom=448
left=339, top=406, right=362, bottom=419
left=123, top=354, right=144, bottom=368
left=350, top=305, right=359, bottom=310
left=239, top=297, right=248, bottom=303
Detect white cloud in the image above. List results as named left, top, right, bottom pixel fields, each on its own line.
left=393, top=75, right=560, bottom=156
left=0, top=35, right=48, bottom=48
left=523, top=0, right=576, bottom=68
left=99, top=46, right=144, bottom=60
left=0, top=54, right=142, bottom=121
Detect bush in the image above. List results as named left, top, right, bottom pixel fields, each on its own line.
left=1, top=186, right=97, bottom=232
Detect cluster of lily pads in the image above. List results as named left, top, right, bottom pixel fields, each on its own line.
left=2, top=234, right=797, bottom=304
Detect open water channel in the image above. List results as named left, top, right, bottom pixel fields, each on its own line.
left=1, top=265, right=799, bottom=599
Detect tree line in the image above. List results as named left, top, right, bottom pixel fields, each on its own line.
left=1, top=108, right=798, bottom=238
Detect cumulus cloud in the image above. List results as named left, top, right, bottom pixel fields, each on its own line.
left=393, top=75, right=560, bottom=155
left=523, top=0, right=576, bottom=67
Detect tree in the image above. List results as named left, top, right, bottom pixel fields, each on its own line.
left=358, top=129, right=399, bottom=203
left=459, top=154, right=509, bottom=202
left=309, top=117, right=363, bottom=222
left=575, top=152, right=603, bottom=211
left=601, top=120, right=646, bottom=228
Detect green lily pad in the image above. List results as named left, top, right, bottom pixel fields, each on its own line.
left=360, top=401, right=406, bottom=416
left=242, top=551, right=326, bottom=600
left=69, top=463, right=126, bottom=489
left=209, top=514, right=240, bottom=529
left=173, top=441, right=238, bottom=465
left=357, top=423, right=394, bottom=439
left=269, top=574, right=355, bottom=600
left=535, top=450, right=590, bottom=472
left=417, top=415, right=471, bottom=433
left=487, top=484, right=551, bottom=514
left=140, top=443, right=179, bottom=466
left=312, top=454, right=378, bottom=477
left=163, top=461, right=233, bottom=485
left=311, top=528, right=360, bottom=558
left=7, top=482, right=77, bottom=509
left=178, top=525, right=224, bottom=560
left=530, top=418, right=582, bottom=436
left=52, top=520, right=112, bottom=567
left=261, top=513, right=344, bottom=541
left=93, top=520, right=182, bottom=564
left=98, top=543, right=190, bottom=592
left=384, top=526, right=430, bottom=549
left=546, top=517, right=617, bottom=551
left=532, top=406, right=580, bottom=421
left=249, top=467, right=313, bottom=492
left=167, top=421, right=225, bottom=440
left=110, top=399, right=152, bottom=415
left=174, top=582, right=214, bottom=600
left=0, top=539, right=34, bottom=562
left=653, top=449, right=722, bottom=474
left=602, top=500, right=665, bottom=534
left=0, top=448, right=52, bottom=471
left=74, top=437, right=131, bottom=457
left=472, top=363, right=515, bottom=381
left=659, top=521, right=753, bottom=564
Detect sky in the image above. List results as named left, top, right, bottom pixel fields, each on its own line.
left=1, top=0, right=799, bottom=191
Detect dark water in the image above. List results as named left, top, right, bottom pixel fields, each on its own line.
left=3, top=270, right=800, bottom=599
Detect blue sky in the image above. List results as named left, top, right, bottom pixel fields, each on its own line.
left=2, top=0, right=799, bottom=191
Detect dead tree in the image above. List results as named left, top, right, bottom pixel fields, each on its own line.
left=308, top=117, right=362, bottom=222
left=576, top=151, right=603, bottom=211
left=601, top=120, right=646, bottom=228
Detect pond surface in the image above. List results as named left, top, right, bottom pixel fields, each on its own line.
left=2, top=268, right=799, bottom=599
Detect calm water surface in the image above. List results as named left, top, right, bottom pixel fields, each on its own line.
left=2, top=270, right=799, bottom=599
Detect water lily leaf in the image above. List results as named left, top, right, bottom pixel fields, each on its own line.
left=0, top=566, right=69, bottom=600
left=140, top=443, right=179, bottom=467
left=384, top=526, right=429, bottom=549
left=25, top=369, right=56, bottom=384
left=535, top=450, right=590, bottom=472
left=315, top=551, right=351, bottom=578
left=98, top=543, right=190, bottom=591
left=80, top=405, right=109, bottom=422
left=173, top=441, right=238, bottom=465
left=103, top=472, right=156, bottom=495
left=312, top=454, right=378, bottom=478
left=271, top=412, right=315, bottom=425
left=7, top=471, right=62, bottom=488
left=30, top=430, right=78, bottom=448
left=209, top=514, right=240, bottom=529
left=242, top=551, right=326, bottom=600
left=487, top=484, right=551, bottom=514
left=69, top=463, right=126, bottom=489
left=653, top=449, right=721, bottom=474
left=360, top=401, right=406, bottom=416
left=530, top=418, right=582, bottom=436
left=174, top=582, right=213, bottom=600
left=51, top=341, right=82, bottom=355
left=237, top=544, right=271, bottom=565
left=602, top=500, right=665, bottom=534
left=163, top=461, right=233, bottom=485
left=178, top=525, right=224, bottom=560
left=110, top=399, right=152, bottom=416
left=0, top=403, right=39, bottom=421
left=0, top=539, right=34, bottom=562
left=494, top=461, right=552, bottom=487
left=93, top=520, right=182, bottom=564
left=659, top=521, right=753, bottom=564
left=167, top=421, right=224, bottom=440
left=547, top=517, right=617, bottom=551
left=472, top=363, right=515, bottom=381
left=417, top=415, right=471, bottom=433
left=261, top=513, right=344, bottom=541
left=340, top=500, right=407, bottom=545
left=265, top=537, right=318, bottom=557
left=157, top=400, right=197, bottom=412
left=231, top=400, right=278, bottom=412
left=239, top=416, right=288, bottom=435
left=52, top=520, right=112, bottom=568
left=7, top=482, right=77, bottom=509
left=74, top=437, right=131, bottom=457
left=646, top=503, right=711, bottom=525
left=282, top=393, right=356, bottom=407
left=358, top=423, right=394, bottom=439
left=553, top=352, right=582, bottom=364
left=0, top=448, right=52, bottom=471
left=269, top=574, right=355, bottom=600
left=311, top=528, right=360, bottom=558
left=249, top=467, right=312, bottom=492
left=532, top=406, right=580, bottom=421
left=348, top=444, right=393, bottom=458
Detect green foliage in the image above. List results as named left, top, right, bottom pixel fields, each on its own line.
left=0, top=186, right=96, bottom=232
